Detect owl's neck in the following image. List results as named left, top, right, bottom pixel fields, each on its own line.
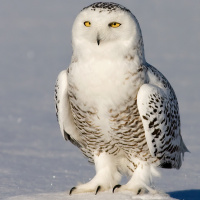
left=72, top=38, right=146, bottom=66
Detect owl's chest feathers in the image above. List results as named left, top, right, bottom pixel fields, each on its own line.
left=68, top=58, right=146, bottom=104
left=68, top=59, right=146, bottom=143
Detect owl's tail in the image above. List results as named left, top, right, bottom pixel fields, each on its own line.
left=180, top=135, right=190, bottom=165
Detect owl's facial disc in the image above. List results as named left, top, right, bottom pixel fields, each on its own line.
left=96, top=22, right=121, bottom=45
left=83, top=20, right=122, bottom=46
left=72, top=5, right=143, bottom=52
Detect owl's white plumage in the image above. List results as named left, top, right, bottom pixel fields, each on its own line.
left=55, top=2, right=188, bottom=195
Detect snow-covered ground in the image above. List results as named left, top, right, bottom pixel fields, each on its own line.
left=0, top=1, right=200, bottom=200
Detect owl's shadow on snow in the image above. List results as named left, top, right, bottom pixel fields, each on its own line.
left=168, top=189, right=200, bottom=200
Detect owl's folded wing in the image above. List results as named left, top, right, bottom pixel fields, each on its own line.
left=137, top=83, right=188, bottom=169
left=55, top=70, right=83, bottom=148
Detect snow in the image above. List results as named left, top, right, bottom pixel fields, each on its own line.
left=0, top=0, right=200, bottom=200
left=5, top=191, right=176, bottom=200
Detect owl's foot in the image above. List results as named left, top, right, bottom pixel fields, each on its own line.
left=112, top=184, right=154, bottom=195
left=69, top=185, right=102, bottom=195
left=113, top=162, right=159, bottom=195
left=69, top=151, right=121, bottom=195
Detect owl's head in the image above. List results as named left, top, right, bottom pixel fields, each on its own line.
left=71, top=2, right=145, bottom=62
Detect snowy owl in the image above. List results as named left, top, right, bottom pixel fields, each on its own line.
left=55, top=2, right=188, bottom=195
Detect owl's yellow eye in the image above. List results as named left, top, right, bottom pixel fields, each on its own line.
left=84, top=21, right=91, bottom=27
left=109, top=22, right=121, bottom=28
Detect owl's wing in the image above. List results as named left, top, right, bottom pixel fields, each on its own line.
left=137, top=83, right=187, bottom=169
left=55, top=70, right=83, bottom=148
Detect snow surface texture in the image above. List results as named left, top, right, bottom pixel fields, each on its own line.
left=0, top=0, right=200, bottom=200
left=6, top=192, right=177, bottom=200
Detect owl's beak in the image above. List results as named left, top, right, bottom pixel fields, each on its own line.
left=97, top=35, right=101, bottom=45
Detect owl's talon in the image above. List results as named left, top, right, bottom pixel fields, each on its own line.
left=95, top=185, right=101, bottom=195
left=113, top=184, right=121, bottom=193
left=69, top=187, right=76, bottom=195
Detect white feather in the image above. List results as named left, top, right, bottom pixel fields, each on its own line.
left=55, top=70, right=83, bottom=145
left=137, top=83, right=168, bottom=157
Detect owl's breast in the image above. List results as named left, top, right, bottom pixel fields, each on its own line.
left=68, top=60, right=146, bottom=106
left=67, top=61, right=147, bottom=145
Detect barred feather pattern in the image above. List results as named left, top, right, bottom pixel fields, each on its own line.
left=68, top=96, right=120, bottom=163
left=139, top=64, right=186, bottom=169
left=109, top=99, right=158, bottom=162
left=67, top=65, right=160, bottom=171
left=65, top=62, right=188, bottom=171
